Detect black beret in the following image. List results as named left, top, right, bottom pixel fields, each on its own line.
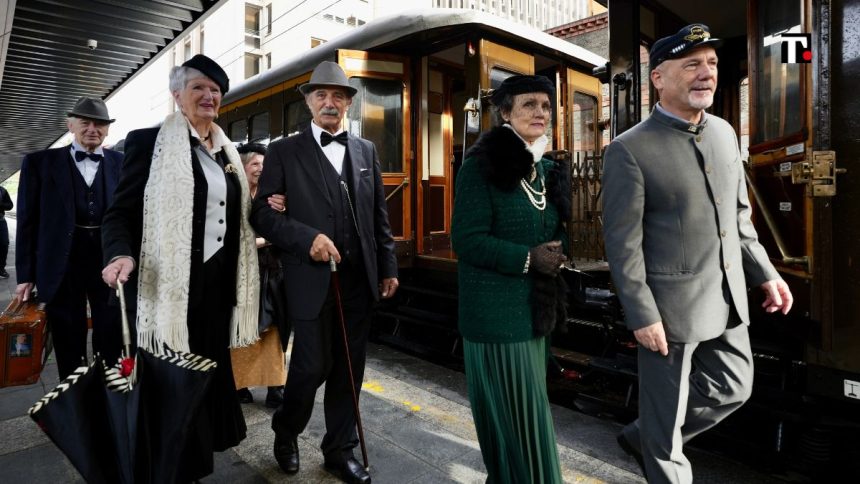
left=182, top=54, right=230, bottom=94
left=649, top=24, right=722, bottom=69
left=237, top=142, right=267, bottom=156
left=490, top=75, right=554, bottom=107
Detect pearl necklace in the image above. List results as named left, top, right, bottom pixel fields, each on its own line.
left=520, top=175, right=546, bottom=211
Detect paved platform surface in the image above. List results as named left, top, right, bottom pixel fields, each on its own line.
left=0, top=218, right=781, bottom=483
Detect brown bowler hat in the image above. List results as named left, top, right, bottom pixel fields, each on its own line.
left=67, top=97, right=115, bottom=123
left=298, top=61, right=358, bottom=97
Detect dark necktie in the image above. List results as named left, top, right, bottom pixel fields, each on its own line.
left=320, top=131, right=348, bottom=147
left=75, top=151, right=103, bottom=163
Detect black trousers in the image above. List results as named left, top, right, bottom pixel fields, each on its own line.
left=45, top=228, right=121, bottom=379
left=272, top=261, right=373, bottom=460
left=0, top=216, right=8, bottom=269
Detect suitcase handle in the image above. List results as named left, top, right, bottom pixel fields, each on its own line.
left=2, top=297, right=25, bottom=317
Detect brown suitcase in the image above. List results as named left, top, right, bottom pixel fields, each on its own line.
left=0, top=297, right=49, bottom=388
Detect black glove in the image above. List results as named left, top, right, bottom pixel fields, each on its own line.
left=529, top=241, right=567, bottom=276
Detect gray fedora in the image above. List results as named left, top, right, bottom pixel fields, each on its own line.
left=298, top=61, right=358, bottom=97
left=67, top=97, right=115, bottom=123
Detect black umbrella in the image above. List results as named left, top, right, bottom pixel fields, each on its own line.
left=29, top=282, right=217, bottom=484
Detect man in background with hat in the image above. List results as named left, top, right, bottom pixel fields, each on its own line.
left=15, top=96, right=123, bottom=379
left=601, top=24, right=793, bottom=483
left=252, top=60, right=398, bottom=484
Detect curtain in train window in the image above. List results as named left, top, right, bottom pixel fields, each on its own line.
left=229, top=119, right=248, bottom=142
left=249, top=111, right=270, bottom=143
left=752, top=0, right=803, bottom=145
left=347, top=77, right=403, bottom=173
left=284, top=99, right=311, bottom=137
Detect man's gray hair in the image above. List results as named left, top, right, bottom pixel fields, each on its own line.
left=169, top=65, right=206, bottom=93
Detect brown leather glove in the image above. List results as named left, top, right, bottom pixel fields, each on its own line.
left=529, top=241, right=567, bottom=276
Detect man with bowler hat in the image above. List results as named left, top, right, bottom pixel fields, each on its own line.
left=252, top=60, right=399, bottom=484
left=602, top=24, right=793, bottom=483
left=16, top=97, right=123, bottom=379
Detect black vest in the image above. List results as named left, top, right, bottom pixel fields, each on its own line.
left=315, top=144, right=362, bottom=267
left=69, top=156, right=107, bottom=227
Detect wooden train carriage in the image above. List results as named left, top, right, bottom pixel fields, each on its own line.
left=599, top=0, right=859, bottom=473
left=219, top=9, right=605, bottom=271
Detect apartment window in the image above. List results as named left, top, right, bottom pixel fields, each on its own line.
left=265, top=3, right=273, bottom=36
left=335, top=16, right=344, bottom=23
left=311, top=37, right=326, bottom=48
left=183, top=37, right=192, bottom=61
left=245, top=53, right=262, bottom=79
left=323, top=13, right=333, bottom=20
left=347, top=16, right=356, bottom=26
left=245, top=4, right=262, bottom=49
left=199, top=27, right=205, bottom=55
left=358, top=20, right=365, bottom=26
left=265, top=52, right=272, bottom=70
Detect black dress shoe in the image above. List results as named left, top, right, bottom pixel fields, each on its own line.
left=265, top=386, right=284, bottom=408
left=616, top=432, right=647, bottom=477
left=237, top=388, right=253, bottom=404
left=274, top=435, right=299, bottom=474
left=324, top=456, right=371, bottom=484
left=0, top=269, right=9, bottom=279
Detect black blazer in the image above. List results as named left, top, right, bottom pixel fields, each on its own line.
left=251, top=127, right=397, bottom=320
left=15, top=146, right=122, bottom=302
left=101, top=127, right=239, bottom=317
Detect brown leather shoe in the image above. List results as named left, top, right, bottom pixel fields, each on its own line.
left=324, top=456, right=370, bottom=484
left=274, top=434, right=299, bottom=474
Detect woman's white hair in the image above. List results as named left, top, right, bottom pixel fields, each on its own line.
left=168, top=65, right=206, bottom=93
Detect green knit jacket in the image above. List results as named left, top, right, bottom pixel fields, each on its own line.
left=452, top=127, right=568, bottom=344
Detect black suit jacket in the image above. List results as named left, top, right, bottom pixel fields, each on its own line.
left=15, top=146, right=122, bottom=302
left=251, top=127, right=397, bottom=320
left=101, top=127, right=239, bottom=317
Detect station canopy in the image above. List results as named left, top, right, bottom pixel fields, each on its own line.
left=0, top=0, right=225, bottom=179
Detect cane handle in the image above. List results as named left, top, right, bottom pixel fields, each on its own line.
left=329, top=257, right=337, bottom=272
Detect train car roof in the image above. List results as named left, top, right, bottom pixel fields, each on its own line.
left=223, top=9, right=607, bottom=106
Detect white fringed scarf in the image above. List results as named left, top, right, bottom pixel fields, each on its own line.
left=136, top=111, right=259, bottom=354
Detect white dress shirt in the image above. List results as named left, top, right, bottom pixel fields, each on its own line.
left=69, top=141, right=104, bottom=186
left=311, top=121, right=347, bottom=175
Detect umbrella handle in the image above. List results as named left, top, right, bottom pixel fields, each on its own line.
left=116, top=281, right=133, bottom=359
left=329, top=257, right=337, bottom=273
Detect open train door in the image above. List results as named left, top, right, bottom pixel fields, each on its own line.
left=338, top=50, right=413, bottom=260
left=746, top=0, right=858, bottom=401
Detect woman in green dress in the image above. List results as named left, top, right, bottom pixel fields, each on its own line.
left=452, top=75, right=570, bottom=483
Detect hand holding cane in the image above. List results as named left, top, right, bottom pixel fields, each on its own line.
left=330, top=257, right=370, bottom=470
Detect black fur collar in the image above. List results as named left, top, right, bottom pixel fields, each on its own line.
left=465, top=126, right=570, bottom=218
left=466, top=126, right=532, bottom=192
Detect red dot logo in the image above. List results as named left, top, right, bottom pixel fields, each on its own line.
left=802, top=50, right=813, bottom=61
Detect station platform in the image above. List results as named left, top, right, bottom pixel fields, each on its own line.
left=0, top=218, right=781, bottom=483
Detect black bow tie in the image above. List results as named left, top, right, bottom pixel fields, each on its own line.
left=75, top=151, right=103, bottom=163
left=320, top=131, right=348, bottom=147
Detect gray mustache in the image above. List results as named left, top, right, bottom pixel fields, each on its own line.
left=320, top=108, right=340, bottom=116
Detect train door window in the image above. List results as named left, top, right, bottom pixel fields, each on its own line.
left=338, top=49, right=411, bottom=244
left=750, top=0, right=805, bottom=147
left=346, top=77, right=403, bottom=174
left=229, top=118, right=248, bottom=142
left=284, top=99, right=311, bottom=137
left=249, top=111, right=270, bottom=142
left=478, top=39, right=534, bottom=132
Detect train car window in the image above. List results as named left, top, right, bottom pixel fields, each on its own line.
left=489, top=67, right=516, bottom=89
left=572, top=92, right=597, bottom=153
left=751, top=0, right=804, bottom=146
left=346, top=77, right=403, bottom=173
left=249, top=111, right=270, bottom=142
left=284, top=100, right=311, bottom=137
left=228, top=119, right=248, bottom=143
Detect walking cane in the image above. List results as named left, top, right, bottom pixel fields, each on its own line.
left=330, top=257, right=370, bottom=470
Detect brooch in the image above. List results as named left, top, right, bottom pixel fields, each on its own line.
left=224, top=164, right=238, bottom=174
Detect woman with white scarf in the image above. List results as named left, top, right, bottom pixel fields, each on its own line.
left=101, top=54, right=282, bottom=482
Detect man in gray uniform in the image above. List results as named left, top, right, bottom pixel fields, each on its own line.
left=602, top=24, right=793, bottom=483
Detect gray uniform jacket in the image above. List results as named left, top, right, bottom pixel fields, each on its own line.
left=602, top=108, right=780, bottom=343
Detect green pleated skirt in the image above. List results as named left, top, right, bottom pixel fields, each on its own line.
left=464, top=336, right=563, bottom=484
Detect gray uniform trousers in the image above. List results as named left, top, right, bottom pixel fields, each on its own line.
left=621, top=314, right=753, bottom=484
